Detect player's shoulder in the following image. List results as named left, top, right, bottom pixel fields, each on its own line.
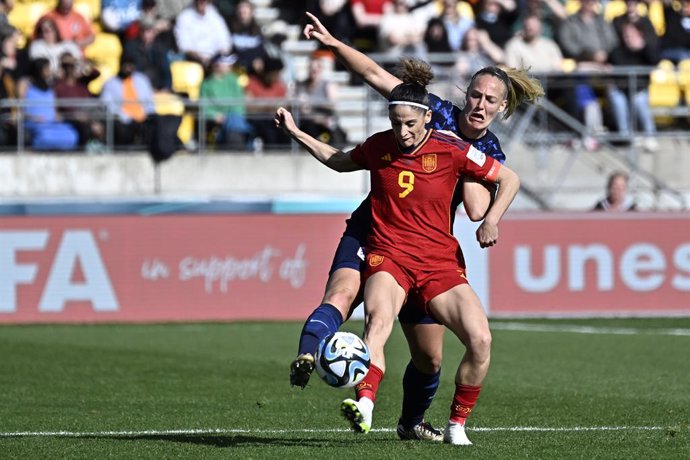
left=472, top=129, right=506, bottom=163
left=430, top=129, right=471, bottom=152
left=365, top=129, right=395, bottom=146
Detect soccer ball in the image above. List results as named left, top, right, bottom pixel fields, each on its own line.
left=315, top=332, right=370, bottom=389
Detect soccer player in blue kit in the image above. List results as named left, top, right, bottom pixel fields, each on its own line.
left=289, top=12, right=544, bottom=441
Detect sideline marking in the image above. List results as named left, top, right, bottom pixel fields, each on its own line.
left=0, top=426, right=666, bottom=438
left=490, top=322, right=690, bottom=337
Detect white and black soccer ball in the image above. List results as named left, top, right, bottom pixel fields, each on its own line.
left=315, top=331, right=371, bottom=389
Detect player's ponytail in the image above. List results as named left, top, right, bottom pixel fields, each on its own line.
left=388, top=58, right=434, bottom=113
left=469, top=66, right=544, bottom=119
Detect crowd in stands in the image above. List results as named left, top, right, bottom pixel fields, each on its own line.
left=1, top=0, right=689, bottom=154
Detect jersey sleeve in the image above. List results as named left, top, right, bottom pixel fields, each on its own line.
left=458, top=145, right=501, bottom=182
left=349, top=139, right=374, bottom=170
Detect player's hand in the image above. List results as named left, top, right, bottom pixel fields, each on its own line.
left=476, top=220, right=499, bottom=248
left=274, top=107, right=297, bottom=136
left=304, top=12, right=335, bottom=46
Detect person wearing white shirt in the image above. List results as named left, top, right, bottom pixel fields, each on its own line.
left=174, top=0, right=232, bottom=67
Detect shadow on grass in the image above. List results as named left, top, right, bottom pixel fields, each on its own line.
left=96, top=433, right=354, bottom=448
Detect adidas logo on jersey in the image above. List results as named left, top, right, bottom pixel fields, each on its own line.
left=380, top=153, right=392, bottom=162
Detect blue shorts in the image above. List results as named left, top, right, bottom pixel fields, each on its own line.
left=329, top=233, right=440, bottom=325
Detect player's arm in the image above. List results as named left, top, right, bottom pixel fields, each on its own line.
left=462, top=179, right=497, bottom=222
left=304, top=12, right=401, bottom=98
left=475, top=163, right=520, bottom=248
left=274, top=107, right=361, bottom=172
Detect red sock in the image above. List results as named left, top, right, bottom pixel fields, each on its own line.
left=355, top=364, right=384, bottom=402
left=449, top=384, right=481, bottom=425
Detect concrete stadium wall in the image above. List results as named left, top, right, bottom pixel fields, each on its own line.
left=1, top=145, right=689, bottom=210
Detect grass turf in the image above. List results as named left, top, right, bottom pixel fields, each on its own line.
left=0, top=318, right=688, bottom=458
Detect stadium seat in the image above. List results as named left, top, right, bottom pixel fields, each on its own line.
left=74, top=0, right=101, bottom=22
left=676, top=59, right=690, bottom=105
left=648, top=61, right=681, bottom=126
left=170, top=61, right=205, bottom=145
left=171, top=61, right=205, bottom=101
left=84, top=33, right=123, bottom=95
left=7, top=2, right=51, bottom=39
left=604, top=0, right=647, bottom=22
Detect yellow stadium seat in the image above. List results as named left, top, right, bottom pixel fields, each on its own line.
left=170, top=61, right=205, bottom=144
left=84, top=33, right=123, bottom=95
left=648, top=66, right=680, bottom=107
left=604, top=0, right=647, bottom=22
left=648, top=0, right=665, bottom=36
left=648, top=61, right=680, bottom=126
left=171, top=61, right=205, bottom=101
left=7, top=2, right=51, bottom=39
left=74, top=0, right=102, bottom=21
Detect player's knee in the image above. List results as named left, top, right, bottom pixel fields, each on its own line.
left=322, top=289, right=358, bottom=315
left=413, top=353, right=442, bottom=374
left=468, top=330, right=492, bottom=362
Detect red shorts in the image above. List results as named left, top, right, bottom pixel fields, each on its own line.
left=364, top=253, right=469, bottom=309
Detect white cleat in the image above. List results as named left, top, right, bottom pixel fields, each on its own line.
left=341, top=397, right=373, bottom=433
left=443, top=421, right=473, bottom=445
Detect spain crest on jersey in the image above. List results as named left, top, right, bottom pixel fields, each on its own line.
left=422, top=154, right=437, bottom=172
left=368, top=254, right=385, bottom=266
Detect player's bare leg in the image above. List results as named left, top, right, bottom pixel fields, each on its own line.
left=341, top=272, right=405, bottom=432
left=428, top=284, right=492, bottom=445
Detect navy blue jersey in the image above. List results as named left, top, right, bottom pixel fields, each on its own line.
left=343, top=92, right=506, bottom=240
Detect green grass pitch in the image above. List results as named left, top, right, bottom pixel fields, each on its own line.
left=0, top=318, right=688, bottom=459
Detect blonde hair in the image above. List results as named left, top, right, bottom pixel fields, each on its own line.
left=469, top=66, right=544, bottom=119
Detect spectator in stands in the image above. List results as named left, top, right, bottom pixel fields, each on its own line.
left=174, top=0, right=232, bottom=69
left=200, top=53, right=252, bottom=149
left=349, top=0, right=393, bottom=52
left=0, top=28, right=21, bottom=147
left=123, top=16, right=172, bottom=91
left=101, top=0, right=144, bottom=37
left=455, top=27, right=505, bottom=78
left=54, top=52, right=105, bottom=150
left=302, top=0, right=353, bottom=46
left=156, top=0, right=189, bottom=20
left=226, top=0, right=267, bottom=75
left=0, top=0, right=15, bottom=41
left=517, top=0, right=567, bottom=39
left=505, top=14, right=563, bottom=72
left=660, top=0, right=690, bottom=63
left=557, top=0, right=618, bottom=147
left=473, top=0, right=519, bottom=49
left=273, top=0, right=309, bottom=26
left=609, top=0, right=660, bottom=151
left=21, top=57, right=79, bottom=150
left=29, top=17, right=81, bottom=77
left=557, top=0, right=618, bottom=70
left=245, top=56, right=290, bottom=150
left=100, top=52, right=156, bottom=146
left=439, top=0, right=474, bottom=52
left=378, top=0, right=427, bottom=59
left=592, top=170, right=637, bottom=211
left=424, top=16, right=452, bottom=55
left=37, top=0, right=96, bottom=52
left=294, top=56, right=346, bottom=146
left=123, top=0, right=176, bottom=53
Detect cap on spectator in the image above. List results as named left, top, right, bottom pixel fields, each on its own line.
left=211, top=53, right=238, bottom=67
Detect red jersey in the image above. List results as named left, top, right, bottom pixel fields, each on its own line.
left=350, top=129, right=500, bottom=270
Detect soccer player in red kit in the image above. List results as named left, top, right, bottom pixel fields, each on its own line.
left=275, top=70, right=520, bottom=445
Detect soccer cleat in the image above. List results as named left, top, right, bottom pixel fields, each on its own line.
left=443, top=421, right=473, bottom=445
left=289, top=353, right=315, bottom=388
left=396, top=420, right=444, bottom=441
left=341, top=398, right=373, bottom=434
